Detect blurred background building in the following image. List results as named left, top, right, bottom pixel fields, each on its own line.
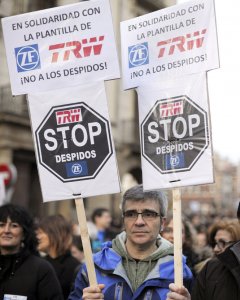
left=0, top=0, right=239, bottom=224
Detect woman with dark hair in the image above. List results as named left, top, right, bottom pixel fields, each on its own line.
left=36, top=215, right=79, bottom=299
left=0, top=204, right=63, bottom=300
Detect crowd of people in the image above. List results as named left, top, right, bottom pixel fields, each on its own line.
left=0, top=184, right=239, bottom=299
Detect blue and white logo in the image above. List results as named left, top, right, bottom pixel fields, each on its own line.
left=128, top=42, right=149, bottom=68
left=66, top=161, right=88, bottom=177
left=15, top=44, right=41, bottom=72
left=165, top=153, right=185, bottom=170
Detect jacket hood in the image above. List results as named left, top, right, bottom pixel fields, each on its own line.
left=112, top=231, right=174, bottom=262
left=93, top=231, right=174, bottom=272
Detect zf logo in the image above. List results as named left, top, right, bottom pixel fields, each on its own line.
left=66, top=161, right=88, bottom=177
left=166, top=153, right=185, bottom=170
left=128, top=42, right=149, bottom=68
left=72, top=163, right=82, bottom=175
left=15, top=44, right=41, bottom=72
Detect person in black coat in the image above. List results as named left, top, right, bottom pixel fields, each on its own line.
left=190, top=204, right=240, bottom=300
left=0, top=204, right=63, bottom=300
left=167, top=202, right=240, bottom=300
left=190, top=240, right=240, bottom=300
left=37, top=215, right=80, bottom=299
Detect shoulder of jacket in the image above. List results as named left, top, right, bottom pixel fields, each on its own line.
left=157, top=255, right=192, bottom=280
left=93, top=246, right=121, bottom=270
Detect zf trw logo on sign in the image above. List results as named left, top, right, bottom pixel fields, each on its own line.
left=157, top=29, right=207, bottom=58
left=128, top=42, right=149, bottom=68
left=127, top=29, right=206, bottom=69
left=14, top=36, right=105, bottom=72
left=15, top=44, right=41, bottom=72
left=35, top=102, right=113, bottom=182
left=141, top=96, right=209, bottom=174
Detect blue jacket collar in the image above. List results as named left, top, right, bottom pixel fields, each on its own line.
left=93, top=240, right=192, bottom=282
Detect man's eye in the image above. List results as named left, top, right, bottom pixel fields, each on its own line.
left=0, top=223, right=5, bottom=227
left=144, top=212, right=153, bottom=217
left=126, top=212, right=135, bottom=217
left=124, top=211, right=137, bottom=218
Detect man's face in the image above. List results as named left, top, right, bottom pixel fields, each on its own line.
left=123, top=199, right=162, bottom=248
left=161, top=218, right=186, bottom=244
left=95, top=211, right=112, bottom=230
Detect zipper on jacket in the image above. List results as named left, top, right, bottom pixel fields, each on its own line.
left=144, top=289, right=153, bottom=300
left=114, top=282, right=123, bottom=300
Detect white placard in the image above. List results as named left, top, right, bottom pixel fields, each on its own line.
left=2, top=0, right=120, bottom=95
left=28, top=82, right=120, bottom=202
left=138, top=72, right=214, bottom=189
left=0, top=176, right=6, bottom=205
left=121, top=0, right=219, bottom=90
left=4, top=295, right=27, bottom=300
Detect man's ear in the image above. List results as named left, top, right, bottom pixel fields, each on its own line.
left=160, top=217, right=166, bottom=232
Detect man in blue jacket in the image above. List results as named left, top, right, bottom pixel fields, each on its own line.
left=69, top=184, right=193, bottom=300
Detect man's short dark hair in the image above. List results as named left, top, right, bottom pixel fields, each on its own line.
left=121, top=184, right=168, bottom=218
left=91, top=208, right=109, bottom=223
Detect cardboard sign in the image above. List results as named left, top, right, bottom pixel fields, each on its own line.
left=121, top=0, right=219, bottom=89
left=138, top=73, right=214, bottom=189
left=28, top=82, right=120, bottom=202
left=2, top=0, right=120, bottom=95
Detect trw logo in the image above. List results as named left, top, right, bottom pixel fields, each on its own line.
left=49, top=36, right=105, bottom=63
left=157, top=29, right=207, bottom=58
left=159, top=101, right=183, bottom=118
left=56, top=109, right=82, bottom=125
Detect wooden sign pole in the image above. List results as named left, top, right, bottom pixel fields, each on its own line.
left=172, top=188, right=183, bottom=287
left=75, top=197, right=97, bottom=286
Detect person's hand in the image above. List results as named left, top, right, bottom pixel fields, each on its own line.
left=167, top=283, right=191, bottom=300
left=82, top=284, right=105, bottom=299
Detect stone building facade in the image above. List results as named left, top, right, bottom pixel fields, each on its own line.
left=0, top=0, right=184, bottom=222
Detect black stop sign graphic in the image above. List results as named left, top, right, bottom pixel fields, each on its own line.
left=35, top=102, right=113, bottom=182
left=141, top=95, right=209, bottom=174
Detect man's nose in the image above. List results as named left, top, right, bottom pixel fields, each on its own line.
left=134, top=214, right=146, bottom=225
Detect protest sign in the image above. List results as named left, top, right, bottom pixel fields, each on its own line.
left=121, top=0, right=219, bottom=89
left=138, top=72, right=214, bottom=190
left=2, top=0, right=120, bottom=95
left=28, top=81, right=120, bottom=202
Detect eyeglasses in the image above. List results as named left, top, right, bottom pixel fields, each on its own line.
left=213, top=239, right=234, bottom=250
left=123, top=210, right=161, bottom=221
